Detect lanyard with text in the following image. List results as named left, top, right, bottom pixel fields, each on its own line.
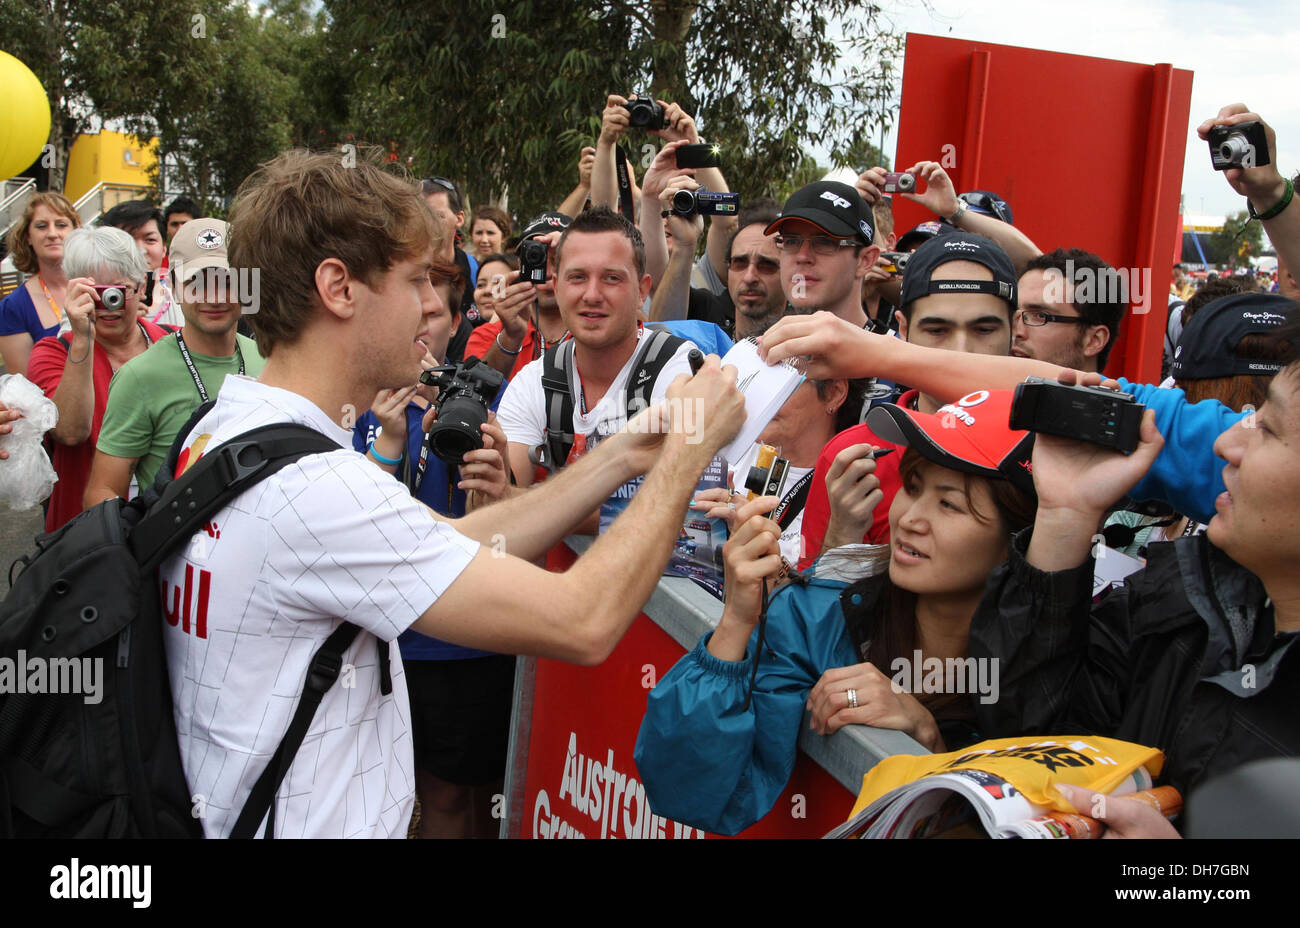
left=772, top=469, right=815, bottom=530
left=175, top=331, right=245, bottom=402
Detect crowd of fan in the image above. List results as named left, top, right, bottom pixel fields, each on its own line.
left=0, top=93, right=1296, bottom=839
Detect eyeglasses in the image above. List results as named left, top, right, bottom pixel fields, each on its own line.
left=1014, top=310, right=1090, bottom=327
left=728, top=254, right=781, bottom=274
left=773, top=234, right=859, bottom=256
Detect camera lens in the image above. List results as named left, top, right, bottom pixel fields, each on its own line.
left=672, top=189, right=695, bottom=215
left=1219, top=134, right=1248, bottom=164
left=895, top=253, right=910, bottom=271
left=101, top=288, right=124, bottom=311
left=897, top=174, right=916, bottom=192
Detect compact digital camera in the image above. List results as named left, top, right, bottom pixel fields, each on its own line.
left=880, top=251, right=911, bottom=274
left=1208, top=121, right=1271, bottom=171
left=622, top=95, right=665, bottom=131
left=744, top=444, right=791, bottom=498
left=516, top=239, right=549, bottom=283
left=1009, top=377, right=1145, bottom=454
left=90, top=285, right=128, bottom=311
left=882, top=172, right=916, bottom=194
left=671, top=187, right=740, bottom=218
left=420, top=357, right=506, bottom=463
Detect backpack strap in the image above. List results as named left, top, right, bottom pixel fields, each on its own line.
left=229, top=621, right=362, bottom=839
left=540, top=339, right=577, bottom=473
left=625, top=328, right=687, bottom=423
left=129, top=422, right=341, bottom=572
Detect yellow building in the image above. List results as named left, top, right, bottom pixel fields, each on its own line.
left=63, top=130, right=157, bottom=206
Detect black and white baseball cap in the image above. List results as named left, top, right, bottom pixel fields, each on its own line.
left=765, top=181, right=875, bottom=246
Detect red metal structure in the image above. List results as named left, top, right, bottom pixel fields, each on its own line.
left=893, top=34, right=1194, bottom=383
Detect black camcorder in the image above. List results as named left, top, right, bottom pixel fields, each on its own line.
left=516, top=239, right=549, bottom=283
left=1208, top=121, right=1271, bottom=172
left=1009, top=377, right=1145, bottom=453
left=671, top=187, right=740, bottom=218
left=419, top=357, right=505, bottom=463
left=622, top=95, right=665, bottom=131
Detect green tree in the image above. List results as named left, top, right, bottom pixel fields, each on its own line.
left=323, top=0, right=903, bottom=220
left=1206, top=209, right=1264, bottom=268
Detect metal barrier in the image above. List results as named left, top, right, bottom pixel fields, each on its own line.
left=72, top=182, right=152, bottom=227
left=501, top=536, right=928, bottom=839
left=0, top=178, right=37, bottom=240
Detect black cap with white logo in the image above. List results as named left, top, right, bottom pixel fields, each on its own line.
left=899, top=231, right=1017, bottom=310
left=1171, top=292, right=1294, bottom=380
left=765, top=181, right=875, bottom=246
left=518, top=211, right=572, bottom=242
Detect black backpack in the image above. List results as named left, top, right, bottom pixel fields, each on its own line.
left=0, top=406, right=384, bottom=838
left=539, top=327, right=686, bottom=472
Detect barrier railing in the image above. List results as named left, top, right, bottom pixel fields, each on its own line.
left=0, top=178, right=37, bottom=239
left=72, top=182, right=151, bottom=227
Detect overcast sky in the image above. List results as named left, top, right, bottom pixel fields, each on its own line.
left=858, top=0, right=1298, bottom=221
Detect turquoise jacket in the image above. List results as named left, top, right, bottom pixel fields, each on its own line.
left=634, top=576, right=858, bottom=836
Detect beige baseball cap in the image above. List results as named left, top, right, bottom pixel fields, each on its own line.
left=169, top=218, right=230, bottom=281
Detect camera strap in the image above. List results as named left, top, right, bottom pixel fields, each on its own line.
left=615, top=145, right=636, bottom=223
left=772, top=470, right=814, bottom=530
left=176, top=331, right=245, bottom=403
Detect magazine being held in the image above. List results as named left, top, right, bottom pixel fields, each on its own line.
left=825, top=736, right=1181, bottom=839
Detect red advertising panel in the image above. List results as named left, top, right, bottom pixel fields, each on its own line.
left=894, top=34, right=1194, bottom=383
left=512, top=547, right=856, bottom=839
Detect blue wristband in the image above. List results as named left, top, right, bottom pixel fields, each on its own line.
left=368, top=441, right=402, bottom=466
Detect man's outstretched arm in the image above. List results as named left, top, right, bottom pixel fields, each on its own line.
left=416, top=358, right=744, bottom=664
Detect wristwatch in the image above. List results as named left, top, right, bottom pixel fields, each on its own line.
left=945, top=200, right=967, bottom=226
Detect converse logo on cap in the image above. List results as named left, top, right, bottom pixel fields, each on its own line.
left=197, top=229, right=223, bottom=249
left=820, top=191, right=851, bottom=210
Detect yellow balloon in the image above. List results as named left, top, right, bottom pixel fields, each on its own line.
left=0, top=50, right=52, bottom=180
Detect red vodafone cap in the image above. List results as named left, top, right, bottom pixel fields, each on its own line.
left=866, top=389, right=1036, bottom=497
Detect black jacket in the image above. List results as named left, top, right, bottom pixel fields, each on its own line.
left=970, top=530, right=1300, bottom=798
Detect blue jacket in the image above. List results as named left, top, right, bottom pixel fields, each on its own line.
left=1118, top=379, right=1246, bottom=525
left=634, top=576, right=858, bottom=836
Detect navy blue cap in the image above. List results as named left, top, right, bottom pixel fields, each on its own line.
left=1171, top=292, right=1294, bottom=380
left=958, top=190, right=1013, bottom=225
left=899, top=231, right=1017, bottom=310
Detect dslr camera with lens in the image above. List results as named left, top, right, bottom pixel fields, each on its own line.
left=1207, top=121, right=1271, bottom=171
left=671, top=187, right=740, bottom=218
left=516, top=239, right=549, bottom=284
left=622, top=95, right=665, bottom=131
left=419, top=357, right=506, bottom=463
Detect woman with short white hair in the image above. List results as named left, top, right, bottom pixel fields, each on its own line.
left=25, top=225, right=174, bottom=530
